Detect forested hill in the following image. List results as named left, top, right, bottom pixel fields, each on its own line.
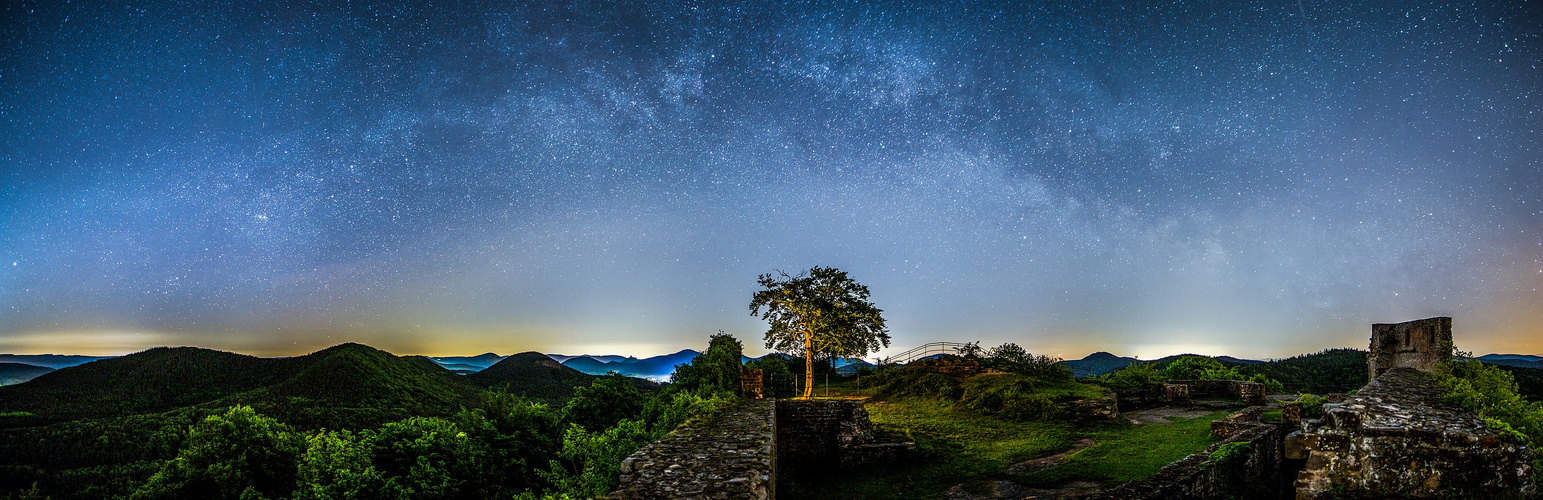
left=0, top=362, right=54, bottom=385
left=468, top=351, right=600, bottom=399
left=1237, top=349, right=1369, bottom=394
left=0, top=346, right=286, bottom=420
left=0, top=343, right=485, bottom=429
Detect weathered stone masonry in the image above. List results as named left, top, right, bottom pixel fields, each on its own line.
left=1288, top=367, right=1535, bottom=499
left=1288, top=316, right=1536, bottom=499
left=1367, top=316, right=1451, bottom=380
left=776, top=399, right=914, bottom=470
left=610, top=399, right=777, bottom=500
left=610, top=399, right=911, bottom=499
left=1090, top=408, right=1285, bottom=500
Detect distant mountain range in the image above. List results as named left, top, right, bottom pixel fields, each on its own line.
left=1058, top=352, right=1139, bottom=377
left=0, top=354, right=113, bottom=370
left=428, top=349, right=806, bottom=382
left=0, top=343, right=481, bottom=427
left=11, top=346, right=1542, bottom=392
left=559, top=349, right=703, bottom=382
left=0, top=362, right=54, bottom=386
left=427, top=353, right=506, bottom=374
left=1477, top=354, right=1543, bottom=369
left=0, top=343, right=659, bottom=429
left=424, top=350, right=707, bottom=381
left=547, top=354, right=630, bottom=364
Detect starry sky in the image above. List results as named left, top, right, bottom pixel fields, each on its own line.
left=2, top=0, right=1541, bottom=359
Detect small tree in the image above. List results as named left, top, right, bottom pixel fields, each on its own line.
left=561, top=374, right=647, bottom=432
left=668, top=332, right=745, bottom=397
left=1163, top=355, right=1225, bottom=380
left=132, top=406, right=303, bottom=500
left=750, top=266, right=889, bottom=398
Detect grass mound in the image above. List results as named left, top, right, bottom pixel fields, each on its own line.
left=867, top=358, right=1110, bottom=421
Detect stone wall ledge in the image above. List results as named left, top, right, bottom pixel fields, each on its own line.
left=610, top=399, right=777, bottom=500
left=1293, top=367, right=1535, bottom=498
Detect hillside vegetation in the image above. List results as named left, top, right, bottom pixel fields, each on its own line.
left=0, top=362, right=53, bottom=386
left=0, top=343, right=483, bottom=429
left=1237, top=349, right=1369, bottom=394
left=0, top=337, right=738, bottom=500
left=786, top=348, right=1225, bottom=498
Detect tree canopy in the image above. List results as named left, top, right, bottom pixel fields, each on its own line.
left=749, top=266, right=889, bottom=398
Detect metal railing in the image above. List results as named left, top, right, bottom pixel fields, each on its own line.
left=881, top=342, right=969, bottom=365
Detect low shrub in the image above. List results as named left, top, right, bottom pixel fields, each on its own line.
left=1100, top=363, right=1163, bottom=392
left=870, top=368, right=961, bottom=401
left=1289, top=393, right=1326, bottom=419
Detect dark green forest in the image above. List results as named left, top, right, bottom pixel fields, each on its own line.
left=0, top=336, right=760, bottom=500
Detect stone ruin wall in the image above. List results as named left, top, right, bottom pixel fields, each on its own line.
left=775, top=399, right=914, bottom=470
left=1289, top=367, right=1535, bottom=499
left=610, top=399, right=776, bottom=500
left=611, top=398, right=913, bottom=499
left=1090, top=417, right=1285, bottom=500
left=1367, top=316, right=1452, bottom=381
left=1284, top=317, right=1534, bottom=498
left=1159, top=379, right=1267, bottom=406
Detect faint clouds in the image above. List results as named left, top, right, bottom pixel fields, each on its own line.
left=0, top=330, right=174, bottom=356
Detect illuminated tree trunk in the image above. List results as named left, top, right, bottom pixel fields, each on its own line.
left=803, top=328, right=814, bottom=398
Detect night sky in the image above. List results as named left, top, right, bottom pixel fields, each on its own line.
left=3, top=0, right=1541, bottom=359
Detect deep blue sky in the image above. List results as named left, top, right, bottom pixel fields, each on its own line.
left=3, top=0, right=1540, bottom=359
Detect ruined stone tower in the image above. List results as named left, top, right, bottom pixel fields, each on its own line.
left=1366, top=316, right=1452, bottom=381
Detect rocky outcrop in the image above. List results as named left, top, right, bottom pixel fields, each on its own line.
left=1288, top=367, right=1535, bottom=499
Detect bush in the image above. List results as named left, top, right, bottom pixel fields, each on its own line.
left=293, top=430, right=399, bottom=500
left=985, top=343, right=1072, bottom=381
left=538, top=420, right=653, bottom=499
left=744, top=356, right=797, bottom=399
left=561, top=374, right=647, bottom=433
left=1101, top=363, right=1164, bottom=392
left=1209, top=441, right=1253, bottom=496
left=668, top=332, right=744, bottom=396
left=1247, top=374, right=1286, bottom=394
left=956, top=375, right=1079, bottom=421
left=869, top=368, right=961, bottom=400
left=1164, top=356, right=1225, bottom=380
left=1191, top=362, right=1284, bottom=394
left=998, top=393, right=1060, bottom=421
left=453, top=393, right=561, bottom=495
left=369, top=416, right=487, bottom=500
left=1436, top=347, right=1543, bottom=447
left=1290, top=393, right=1326, bottom=419
left=1198, top=367, right=1244, bottom=381
left=131, top=406, right=302, bottom=500
left=642, top=391, right=737, bottom=437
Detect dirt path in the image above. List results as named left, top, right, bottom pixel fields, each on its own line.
left=1006, top=438, right=1098, bottom=475
left=1120, top=406, right=1217, bottom=425
left=945, top=439, right=1103, bottom=499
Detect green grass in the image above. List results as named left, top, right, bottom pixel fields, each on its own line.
left=1014, top=410, right=1227, bottom=487
left=781, top=397, right=1074, bottom=499
left=780, top=396, right=1228, bottom=499
left=960, top=374, right=1109, bottom=400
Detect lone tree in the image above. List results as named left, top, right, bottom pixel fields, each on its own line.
left=749, top=266, right=889, bottom=398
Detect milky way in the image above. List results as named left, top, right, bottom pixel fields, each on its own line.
left=2, top=0, right=1540, bottom=358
